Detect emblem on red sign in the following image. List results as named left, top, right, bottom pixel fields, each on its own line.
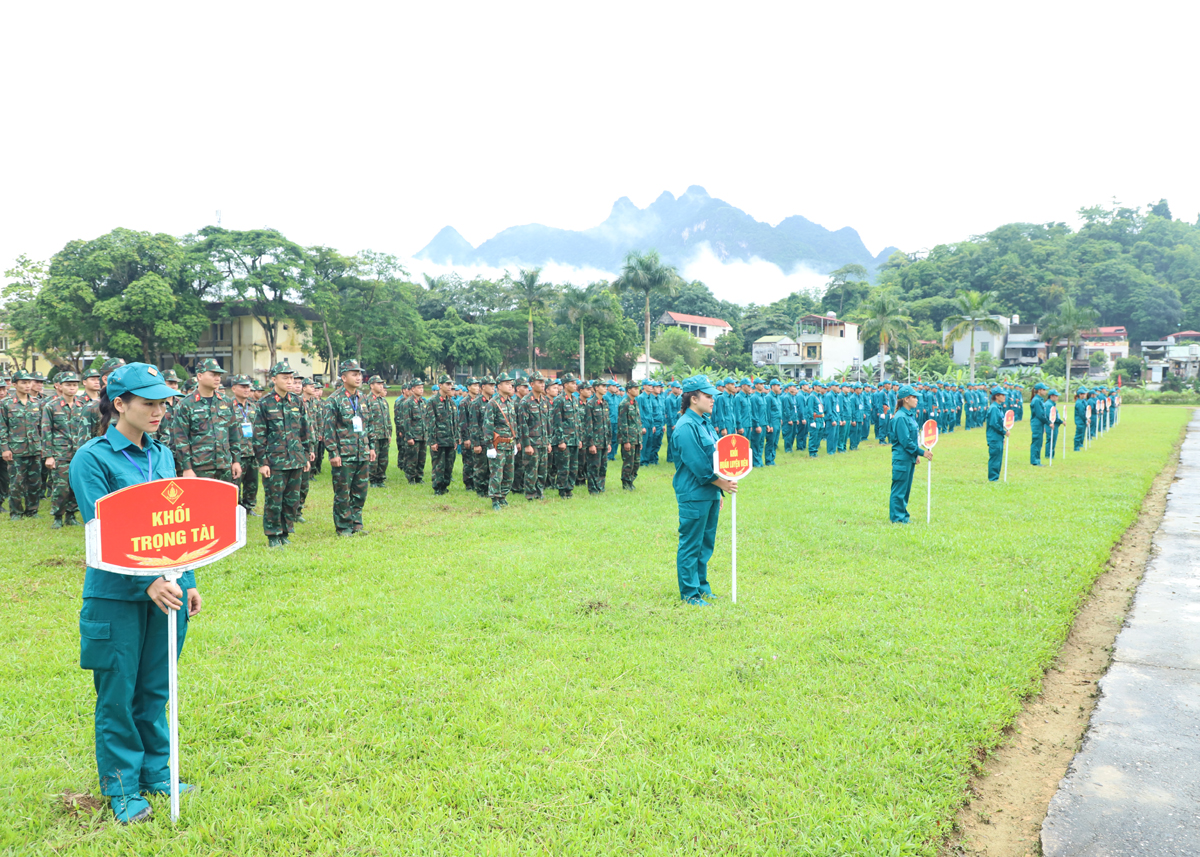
left=714, top=433, right=752, bottom=480
left=921, top=418, right=939, bottom=449
left=85, top=478, right=247, bottom=576
left=1003, top=409, right=1015, bottom=431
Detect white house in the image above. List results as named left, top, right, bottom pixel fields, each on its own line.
left=752, top=314, right=862, bottom=380
left=946, top=314, right=1011, bottom=367
left=657, top=312, right=733, bottom=348
left=630, top=354, right=664, bottom=382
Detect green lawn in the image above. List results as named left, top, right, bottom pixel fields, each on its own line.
left=1, top=405, right=1190, bottom=856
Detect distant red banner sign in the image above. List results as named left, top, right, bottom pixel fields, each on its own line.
left=921, top=418, right=939, bottom=449
left=85, top=478, right=246, bottom=576
left=1048, top=405, right=1058, bottom=424
left=714, top=433, right=752, bottom=480
left=1003, top=409, right=1015, bottom=431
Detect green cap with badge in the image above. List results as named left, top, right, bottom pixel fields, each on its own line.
left=437, top=373, right=452, bottom=384
left=339, top=359, right=363, bottom=374
left=99, top=357, right=126, bottom=375
left=270, top=361, right=294, bottom=376
left=106, top=362, right=177, bottom=400
left=55, top=371, right=80, bottom=383
left=161, top=369, right=180, bottom=383
left=495, top=372, right=515, bottom=383
left=368, top=375, right=384, bottom=384
left=197, top=358, right=226, bottom=375
left=480, top=375, right=495, bottom=386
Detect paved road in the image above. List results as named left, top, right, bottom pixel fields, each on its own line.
left=1042, top=410, right=1200, bottom=856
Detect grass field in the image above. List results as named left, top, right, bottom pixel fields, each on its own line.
left=1, top=405, right=1191, bottom=856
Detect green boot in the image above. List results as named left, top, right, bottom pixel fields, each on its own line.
left=51, top=517, right=63, bottom=529
left=64, top=513, right=79, bottom=526
left=267, top=536, right=283, bottom=548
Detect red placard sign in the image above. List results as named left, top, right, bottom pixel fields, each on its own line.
left=1003, top=409, right=1015, bottom=431
left=1087, top=405, right=1092, bottom=419
left=85, top=478, right=246, bottom=576
left=1048, top=405, right=1058, bottom=424
left=1098, top=400, right=1105, bottom=412
left=921, top=418, right=939, bottom=449
left=714, top=433, right=752, bottom=481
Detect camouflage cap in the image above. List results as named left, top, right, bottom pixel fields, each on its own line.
left=339, top=359, right=363, bottom=374
left=99, top=357, right=126, bottom=375
left=82, top=367, right=102, bottom=379
left=528, top=371, right=545, bottom=382
left=495, top=371, right=515, bottom=383
left=11, top=369, right=34, bottom=381
left=516, top=378, right=529, bottom=388
left=368, top=375, right=384, bottom=384
left=161, top=369, right=180, bottom=382
left=437, top=373, right=452, bottom=384
left=55, top=371, right=80, bottom=383
left=409, top=376, right=423, bottom=387
left=197, top=358, right=226, bottom=375
left=480, top=375, right=495, bottom=386
left=560, top=373, right=577, bottom=385
left=252, top=380, right=265, bottom=391
left=30, top=371, right=47, bottom=381
left=270, top=361, right=294, bottom=376
left=466, top=376, right=480, bottom=387
left=231, top=374, right=251, bottom=386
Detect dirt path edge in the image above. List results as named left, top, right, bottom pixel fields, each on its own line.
left=944, top=423, right=1189, bottom=857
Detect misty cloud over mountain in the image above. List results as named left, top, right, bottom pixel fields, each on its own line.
left=416, top=186, right=899, bottom=280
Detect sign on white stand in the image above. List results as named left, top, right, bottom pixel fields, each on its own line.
left=921, top=419, right=939, bottom=524
left=714, top=434, right=752, bottom=604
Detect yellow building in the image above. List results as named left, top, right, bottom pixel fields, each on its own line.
left=179, top=303, right=324, bottom=382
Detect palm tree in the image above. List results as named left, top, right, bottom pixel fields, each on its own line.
left=510, top=267, right=555, bottom=373
left=557, top=282, right=615, bottom=378
left=1040, top=296, right=1100, bottom=448
left=855, top=290, right=912, bottom=384
left=610, top=249, right=682, bottom=383
left=943, top=289, right=1005, bottom=383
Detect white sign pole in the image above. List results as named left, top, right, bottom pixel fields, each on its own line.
left=1003, top=435, right=1010, bottom=482
left=165, top=569, right=183, bottom=822
left=926, top=459, right=932, bottom=524
left=731, top=493, right=738, bottom=605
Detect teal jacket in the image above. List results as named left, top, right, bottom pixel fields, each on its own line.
left=890, top=408, right=926, bottom=469
left=71, top=426, right=194, bottom=599
left=671, top=409, right=721, bottom=502
left=986, top=403, right=1007, bottom=446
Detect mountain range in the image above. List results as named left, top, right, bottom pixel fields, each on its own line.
left=415, top=185, right=898, bottom=278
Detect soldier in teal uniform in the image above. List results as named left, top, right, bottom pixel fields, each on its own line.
left=1073, top=387, right=1088, bottom=451
left=781, top=382, right=798, bottom=452
left=1028, top=381, right=1048, bottom=465
left=764, top=378, right=783, bottom=464
left=1044, top=389, right=1064, bottom=462
left=69, top=364, right=199, bottom=824
left=664, top=380, right=682, bottom=463
left=985, top=385, right=1008, bottom=481
left=889, top=384, right=933, bottom=523
left=671, top=375, right=738, bottom=605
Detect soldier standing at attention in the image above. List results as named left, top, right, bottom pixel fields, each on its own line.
left=401, top=379, right=429, bottom=484
left=765, top=379, right=783, bottom=465
left=808, top=382, right=827, bottom=458
left=79, top=358, right=127, bottom=442
left=985, top=385, right=1008, bottom=482
left=253, top=364, right=310, bottom=547
left=1028, top=381, right=1048, bottom=466
left=229, top=375, right=259, bottom=516
left=664, top=381, right=682, bottom=464
left=606, top=380, right=621, bottom=461
left=483, top=372, right=518, bottom=510
left=459, top=377, right=480, bottom=493
left=426, top=374, right=459, bottom=495
left=324, top=360, right=376, bottom=537
left=2, top=370, right=47, bottom=519
left=518, top=371, right=551, bottom=500
left=618, top=380, right=644, bottom=490
left=551, top=373, right=582, bottom=499
left=0, top=376, right=8, bottom=513
left=889, top=384, right=933, bottom=523
left=41, top=371, right=83, bottom=528
left=366, top=375, right=391, bottom=488
left=171, top=359, right=242, bottom=485
left=469, top=377, right=494, bottom=498
left=585, top=377, right=612, bottom=493
left=307, top=381, right=325, bottom=474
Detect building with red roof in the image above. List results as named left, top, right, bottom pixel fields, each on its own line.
left=657, top=311, right=733, bottom=347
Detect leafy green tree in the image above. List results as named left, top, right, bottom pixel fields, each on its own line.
left=2, top=255, right=50, bottom=370
left=712, top=331, right=752, bottom=375
left=1039, top=296, right=1099, bottom=407
left=611, top=249, right=682, bottom=382
left=854, top=290, right=912, bottom=382
left=1041, top=355, right=1066, bottom=376
left=821, top=264, right=870, bottom=317
left=651, top=326, right=705, bottom=369
left=943, top=289, right=1005, bottom=382
left=556, top=282, right=615, bottom=377
left=509, top=267, right=556, bottom=372
left=195, top=227, right=310, bottom=366
left=303, top=246, right=354, bottom=375
left=426, top=308, right=501, bottom=378
left=1114, top=356, right=1143, bottom=381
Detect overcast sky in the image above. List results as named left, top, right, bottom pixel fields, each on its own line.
left=2, top=0, right=1195, bottom=305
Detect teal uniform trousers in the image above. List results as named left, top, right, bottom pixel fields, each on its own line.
left=889, top=409, right=925, bottom=523
left=672, top=410, right=722, bottom=602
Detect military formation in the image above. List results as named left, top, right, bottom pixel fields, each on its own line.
left=0, top=356, right=1124, bottom=537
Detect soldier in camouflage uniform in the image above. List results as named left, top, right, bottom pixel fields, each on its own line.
left=253, top=363, right=311, bottom=547
left=79, top=357, right=127, bottom=442
left=551, top=373, right=582, bottom=499
left=41, top=371, right=83, bottom=527
left=171, top=358, right=243, bottom=485
left=458, top=377, right=480, bottom=493
left=583, top=379, right=612, bottom=493
left=230, top=374, right=259, bottom=514
left=324, top=359, right=377, bottom=536
left=468, top=377, right=494, bottom=498
left=512, top=378, right=530, bottom=490
left=305, top=381, right=325, bottom=475
left=618, top=381, right=644, bottom=490
left=365, top=375, right=391, bottom=487
left=517, top=371, right=551, bottom=501
left=154, top=368, right=183, bottom=473
left=483, top=372, right=518, bottom=509
left=400, top=379, right=428, bottom=484
left=0, top=370, right=44, bottom=518
left=425, top=374, right=459, bottom=495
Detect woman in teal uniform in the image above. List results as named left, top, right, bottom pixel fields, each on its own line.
left=672, top=375, right=738, bottom=605
left=985, top=386, right=1008, bottom=481
left=889, top=384, right=933, bottom=523
left=69, top=364, right=202, bottom=824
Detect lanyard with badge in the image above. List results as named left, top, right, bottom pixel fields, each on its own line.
left=349, top=395, right=364, bottom=433
left=237, top=402, right=253, bottom=438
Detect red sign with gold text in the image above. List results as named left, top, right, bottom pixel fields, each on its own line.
left=1004, top=409, right=1015, bottom=431
left=85, top=478, right=246, bottom=576
left=921, top=418, right=939, bottom=449
left=714, top=433, right=752, bottom=480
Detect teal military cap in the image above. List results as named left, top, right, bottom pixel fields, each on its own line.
left=107, top=363, right=177, bottom=400
left=769, top=379, right=781, bottom=387
left=55, top=371, right=80, bottom=383
left=197, top=358, right=226, bottom=375
left=1033, top=381, right=1047, bottom=390
left=991, top=386, right=1004, bottom=396
left=339, top=359, right=363, bottom=374
left=739, top=377, right=752, bottom=386
left=670, top=381, right=682, bottom=389
left=99, top=357, right=126, bottom=375
left=896, top=384, right=917, bottom=400
left=682, top=375, right=718, bottom=396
